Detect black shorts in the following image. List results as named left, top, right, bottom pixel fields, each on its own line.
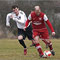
left=18, top=25, right=33, bottom=40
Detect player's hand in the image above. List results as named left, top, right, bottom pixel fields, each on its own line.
left=52, top=32, right=56, bottom=36
left=10, top=15, right=13, bottom=19
left=24, top=27, right=27, bottom=31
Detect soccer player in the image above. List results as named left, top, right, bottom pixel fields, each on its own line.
left=6, top=5, right=33, bottom=55
left=24, top=6, right=55, bottom=58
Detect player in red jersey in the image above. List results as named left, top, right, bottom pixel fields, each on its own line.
left=24, top=6, right=55, bottom=58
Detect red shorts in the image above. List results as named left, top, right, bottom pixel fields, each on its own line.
left=33, top=28, right=49, bottom=39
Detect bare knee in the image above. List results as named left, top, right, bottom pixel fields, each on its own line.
left=18, top=35, right=23, bottom=40
left=33, top=36, right=39, bottom=44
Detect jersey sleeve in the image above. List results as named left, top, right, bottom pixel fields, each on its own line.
left=44, top=14, right=54, bottom=32
left=20, top=10, right=27, bottom=21
left=6, top=13, right=11, bottom=26
left=28, top=14, right=32, bottom=20
left=23, top=12, right=27, bottom=22
left=13, top=15, right=27, bottom=24
left=25, top=14, right=31, bottom=27
left=46, top=20, right=54, bottom=32
left=43, top=14, right=48, bottom=21
left=13, top=17, right=25, bottom=24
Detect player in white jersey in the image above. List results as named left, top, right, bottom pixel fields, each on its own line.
left=6, top=5, right=33, bottom=55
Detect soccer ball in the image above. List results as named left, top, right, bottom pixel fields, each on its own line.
left=44, top=50, right=51, bottom=57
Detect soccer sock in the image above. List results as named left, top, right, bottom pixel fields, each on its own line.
left=18, top=40, right=26, bottom=48
left=48, top=43, right=53, bottom=50
left=35, top=43, right=43, bottom=55
left=42, top=39, right=53, bottom=50
left=42, top=40, right=47, bottom=45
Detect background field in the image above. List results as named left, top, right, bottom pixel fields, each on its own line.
left=0, top=39, right=60, bottom=60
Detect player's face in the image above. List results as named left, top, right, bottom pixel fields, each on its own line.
left=13, top=7, right=19, bottom=15
left=35, top=8, right=41, bottom=16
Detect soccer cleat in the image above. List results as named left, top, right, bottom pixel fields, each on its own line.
left=30, top=44, right=35, bottom=47
left=40, top=54, right=47, bottom=58
left=51, top=50, right=55, bottom=56
left=24, top=48, right=27, bottom=55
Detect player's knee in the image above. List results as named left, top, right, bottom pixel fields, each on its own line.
left=33, top=36, right=39, bottom=44
left=18, top=35, right=23, bottom=40
left=34, top=36, right=39, bottom=40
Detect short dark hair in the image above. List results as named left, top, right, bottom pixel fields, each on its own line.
left=12, top=5, right=19, bottom=9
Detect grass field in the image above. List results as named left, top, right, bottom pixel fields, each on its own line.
left=0, top=38, right=60, bottom=60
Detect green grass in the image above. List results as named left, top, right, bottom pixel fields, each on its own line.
left=0, top=38, right=60, bottom=60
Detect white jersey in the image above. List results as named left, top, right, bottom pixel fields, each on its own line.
left=6, top=10, right=27, bottom=29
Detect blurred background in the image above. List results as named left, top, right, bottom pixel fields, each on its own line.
left=0, top=0, right=60, bottom=38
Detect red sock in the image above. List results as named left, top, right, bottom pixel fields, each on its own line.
left=35, top=43, right=43, bottom=55
left=48, top=43, right=53, bottom=50
left=42, top=40, right=47, bottom=45
left=42, top=39, right=53, bottom=50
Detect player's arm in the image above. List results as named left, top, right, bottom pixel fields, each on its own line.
left=25, top=14, right=32, bottom=27
left=24, top=14, right=31, bottom=30
left=44, top=14, right=55, bottom=36
left=22, top=11, right=27, bottom=22
left=6, top=13, right=11, bottom=27
left=11, top=12, right=27, bottom=24
left=13, top=17, right=25, bottom=24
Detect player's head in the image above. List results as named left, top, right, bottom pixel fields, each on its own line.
left=12, top=5, right=19, bottom=15
left=34, top=6, right=41, bottom=16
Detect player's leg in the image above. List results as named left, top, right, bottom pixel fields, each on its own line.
left=42, top=39, right=48, bottom=48
left=18, top=35, right=27, bottom=55
left=32, top=31, right=47, bottom=58
left=26, top=25, right=35, bottom=47
left=30, top=40, right=35, bottom=47
left=33, top=36, right=47, bottom=58
left=18, top=28, right=27, bottom=55
left=18, top=35, right=26, bottom=48
left=41, top=31, right=55, bottom=56
left=43, top=39, right=55, bottom=56
left=40, top=35, right=48, bottom=49
left=34, top=36, right=43, bottom=55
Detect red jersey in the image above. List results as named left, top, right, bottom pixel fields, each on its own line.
left=25, top=11, right=54, bottom=32
left=30, top=11, right=47, bottom=29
